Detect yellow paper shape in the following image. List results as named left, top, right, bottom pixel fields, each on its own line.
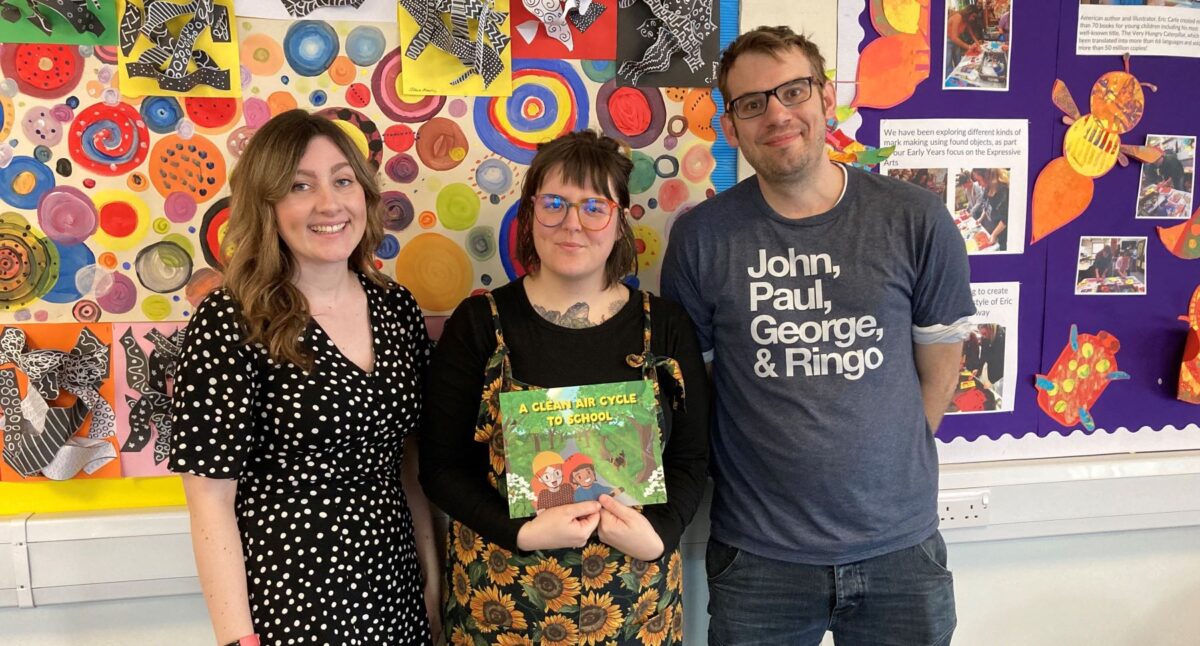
left=882, top=0, right=924, bottom=35
left=1063, top=115, right=1120, bottom=178
left=116, top=0, right=242, bottom=98
left=397, top=0, right=513, bottom=97
left=0, top=476, right=184, bottom=515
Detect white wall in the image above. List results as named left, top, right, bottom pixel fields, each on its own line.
left=4, top=523, right=1200, bottom=645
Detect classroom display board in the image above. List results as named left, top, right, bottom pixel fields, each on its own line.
left=861, top=0, right=1200, bottom=463
left=1, top=0, right=1197, bottom=513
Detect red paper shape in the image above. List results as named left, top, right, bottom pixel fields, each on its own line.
left=1035, top=325, right=1128, bottom=431
left=511, top=1, right=617, bottom=60
left=1157, top=206, right=1200, bottom=260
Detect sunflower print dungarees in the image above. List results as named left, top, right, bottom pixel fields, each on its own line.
left=444, top=292, right=686, bottom=646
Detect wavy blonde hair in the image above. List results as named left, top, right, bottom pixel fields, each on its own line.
left=221, top=109, right=389, bottom=370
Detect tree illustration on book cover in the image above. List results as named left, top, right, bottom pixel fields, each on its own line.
left=499, top=380, right=666, bottom=518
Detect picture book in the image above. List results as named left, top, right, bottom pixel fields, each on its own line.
left=498, top=380, right=666, bottom=518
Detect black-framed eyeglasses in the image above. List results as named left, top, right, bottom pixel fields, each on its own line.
left=726, top=77, right=819, bottom=120
left=531, top=193, right=621, bottom=231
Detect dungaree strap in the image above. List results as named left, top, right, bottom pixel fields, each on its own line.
left=484, top=292, right=515, bottom=382
left=624, top=292, right=687, bottom=408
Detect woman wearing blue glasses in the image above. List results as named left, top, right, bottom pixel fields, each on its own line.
left=420, top=130, right=709, bottom=645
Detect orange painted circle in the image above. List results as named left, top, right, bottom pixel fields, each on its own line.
left=241, top=33, right=285, bottom=77
left=418, top=211, right=437, bottom=228
left=98, top=251, right=118, bottom=269
left=267, top=91, right=298, bottom=116
left=126, top=172, right=149, bottom=191
left=328, top=56, right=356, bottom=86
left=393, top=233, right=473, bottom=312
left=149, top=134, right=227, bottom=203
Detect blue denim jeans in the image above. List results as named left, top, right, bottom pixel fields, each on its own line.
left=706, top=532, right=956, bottom=646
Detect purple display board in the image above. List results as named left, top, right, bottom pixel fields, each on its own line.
left=856, top=2, right=1199, bottom=457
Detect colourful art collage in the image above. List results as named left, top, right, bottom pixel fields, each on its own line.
left=0, top=16, right=716, bottom=481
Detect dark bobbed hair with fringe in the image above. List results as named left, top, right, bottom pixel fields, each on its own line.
left=515, top=130, right=638, bottom=288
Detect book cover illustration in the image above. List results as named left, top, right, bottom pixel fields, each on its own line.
left=498, top=380, right=666, bottom=518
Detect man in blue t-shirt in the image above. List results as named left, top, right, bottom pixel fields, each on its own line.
left=662, top=26, right=974, bottom=646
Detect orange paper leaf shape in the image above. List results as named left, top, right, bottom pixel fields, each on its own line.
left=1031, top=157, right=1094, bottom=244
left=852, top=33, right=930, bottom=109
left=1179, top=285, right=1200, bottom=404
left=1051, top=79, right=1081, bottom=121
left=1157, top=207, right=1200, bottom=259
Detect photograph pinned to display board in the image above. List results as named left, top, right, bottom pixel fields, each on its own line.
left=113, top=323, right=184, bottom=477
left=615, top=0, right=719, bottom=87
left=1135, top=134, right=1195, bottom=219
left=1077, top=0, right=1200, bottom=59
left=947, top=282, right=1020, bottom=415
left=116, top=0, right=242, bottom=97
left=1074, top=236, right=1148, bottom=296
left=511, top=0, right=617, bottom=60
left=887, top=168, right=949, bottom=203
left=232, top=0, right=396, bottom=22
left=944, top=0, right=1012, bottom=91
left=397, top=0, right=513, bottom=96
left=880, top=118, right=1029, bottom=255
left=0, top=0, right=119, bottom=45
left=498, top=381, right=665, bottom=518
left=0, top=323, right=119, bottom=482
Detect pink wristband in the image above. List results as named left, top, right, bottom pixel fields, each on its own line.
left=223, top=635, right=260, bottom=646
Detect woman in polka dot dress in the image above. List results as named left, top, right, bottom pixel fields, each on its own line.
left=171, top=110, right=438, bottom=646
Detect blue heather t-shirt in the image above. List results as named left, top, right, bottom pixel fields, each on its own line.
left=661, top=165, right=974, bottom=565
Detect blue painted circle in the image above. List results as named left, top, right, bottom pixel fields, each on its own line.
left=505, top=84, right=557, bottom=131
left=499, top=201, right=523, bottom=280
left=345, top=25, right=386, bottom=67
left=283, top=21, right=340, bottom=77
left=44, top=243, right=95, bottom=303
left=33, top=145, right=52, bottom=162
left=140, top=96, right=183, bottom=134
left=310, top=90, right=327, bottom=106
left=581, top=59, right=615, bottom=83
left=473, top=59, right=590, bottom=165
left=375, top=234, right=400, bottom=260
left=0, top=157, right=55, bottom=210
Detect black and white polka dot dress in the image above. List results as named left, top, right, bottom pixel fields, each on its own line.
left=170, top=275, right=432, bottom=645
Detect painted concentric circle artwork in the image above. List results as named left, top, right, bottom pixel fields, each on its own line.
left=199, top=197, right=231, bottom=269
left=91, top=189, right=150, bottom=251
left=283, top=21, right=340, bottom=77
left=596, top=79, right=666, bottom=148
left=68, top=102, right=150, bottom=176
left=317, top=107, right=383, bottom=168
left=148, top=134, right=227, bottom=202
left=0, top=44, right=84, bottom=99
left=140, top=96, right=184, bottom=134
left=345, top=26, right=386, bottom=67
left=0, top=211, right=60, bottom=310
left=474, top=59, right=589, bottom=164
left=393, top=233, right=472, bottom=313
left=135, top=241, right=193, bottom=293
left=0, top=156, right=55, bottom=210
left=371, top=47, right=445, bottom=123
left=37, top=186, right=97, bottom=245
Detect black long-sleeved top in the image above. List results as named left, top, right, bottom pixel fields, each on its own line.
left=420, top=279, right=710, bottom=555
